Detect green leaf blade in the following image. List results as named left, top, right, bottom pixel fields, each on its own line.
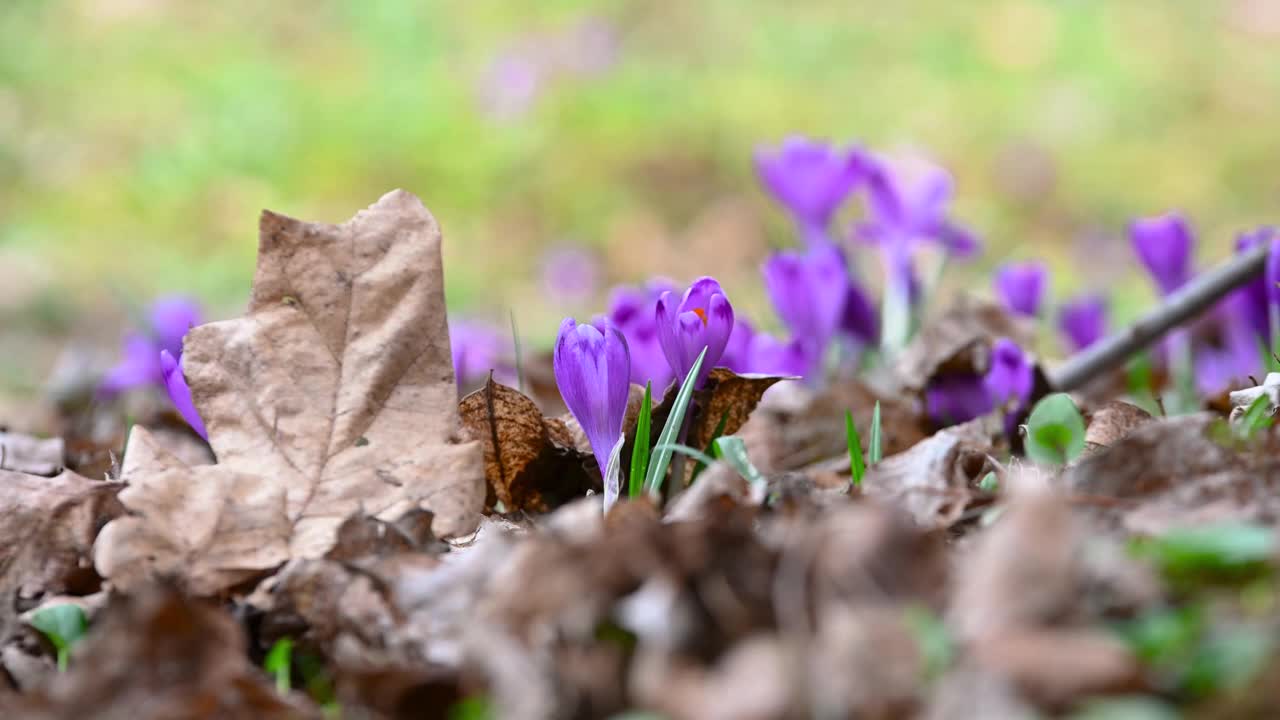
left=868, top=401, right=883, bottom=465
left=628, top=382, right=653, bottom=499
left=1024, top=392, right=1086, bottom=466
left=644, top=348, right=707, bottom=499
left=845, top=409, right=866, bottom=487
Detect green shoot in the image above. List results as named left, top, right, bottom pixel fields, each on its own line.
left=653, top=443, right=718, bottom=468
left=844, top=410, right=865, bottom=487
left=643, top=348, right=707, bottom=498
left=1235, top=394, right=1273, bottom=440
left=715, top=436, right=765, bottom=487
left=1132, top=523, right=1275, bottom=588
left=448, top=696, right=494, bottom=720
left=868, top=401, right=883, bottom=465
left=628, top=381, right=653, bottom=499
left=1023, top=392, right=1086, bottom=466
left=29, top=604, right=88, bottom=672
left=264, top=637, right=294, bottom=694
left=978, top=471, right=998, bottom=493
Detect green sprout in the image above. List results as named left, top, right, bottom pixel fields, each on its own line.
left=29, top=604, right=88, bottom=672
left=1023, top=392, right=1086, bottom=466
left=628, top=381, right=653, bottom=499
left=844, top=409, right=866, bottom=487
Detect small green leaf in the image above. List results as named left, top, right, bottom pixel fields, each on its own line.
left=644, top=348, right=707, bottom=499
left=1023, top=393, right=1086, bottom=465
left=844, top=410, right=865, bottom=487
left=1236, top=394, right=1273, bottom=439
left=978, top=471, right=998, bottom=492
left=902, top=605, right=953, bottom=682
left=629, top=382, right=653, bottom=499
left=30, top=604, right=87, bottom=672
left=714, top=436, right=764, bottom=487
left=868, top=401, right=883, bottom=465
left=448, top=696, right=494, bottom=720
left=653, top=443, right=718, bottom=469
left=1132, top=523, right=1276, bottom=587
left=264, top=637, right=294, bottom=694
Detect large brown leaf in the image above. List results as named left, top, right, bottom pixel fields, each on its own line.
left=94, top=190, right=485, bottom=595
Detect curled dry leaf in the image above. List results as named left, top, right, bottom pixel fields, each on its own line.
left=0, top=431, right=64, bottom=476
left=458, top=377, right=598, bottom=513
left=861, top=417, right=999, bottom=529
left=895, top=294, right=1035, bottom=391
left=0, top=469, right=122, bottom=645
left=94, top=191, right=485, bottom=595
left=1063, top=414, right=1280, bottom=534
left=3, top=585, right=318, bottom=720
left=1083, top=400, right=1154, bottom=450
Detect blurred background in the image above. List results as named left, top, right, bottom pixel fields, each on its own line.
left=3, top=0, right=1280, bottom=415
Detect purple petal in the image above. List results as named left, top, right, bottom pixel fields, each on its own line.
left=925, top=373, right=992, bottom=427
left=984, top=338, right=1034, bottom=409
left=1130, top=212, right=1194, bottom=296
left=1057, top=294, right=1108, bottom=352
left=748, top=332, right=811, bottom=377
left=762, top=241, right=848, bottom=357
left=1266, top=234, right=1280, bottom=307
left=554, top=318, right=630, bottom=475
left=841, top=283, right=879, bottom=345
left=450, top=319, right=515, bottom=389
left=99, top=333, right=164, bottom=396
left=754, top=136, right=868, bottom=233
left=993, top=262, right=1049, bottom=318
left=160, top=350, right=208, bottom=440
left=721, top=318, right=756, bottom=373
left=147, top=296, right=202, bottom=358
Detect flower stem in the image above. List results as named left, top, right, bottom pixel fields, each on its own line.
left=667, top=408, right=695, bottom=496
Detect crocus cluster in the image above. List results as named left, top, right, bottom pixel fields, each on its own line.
left=1129, top=213, right=1280, bottom=394
left=554, top=277, right=736, bottom=506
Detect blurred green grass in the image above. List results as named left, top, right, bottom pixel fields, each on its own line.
left=2, top=0, right=1279, bottom=342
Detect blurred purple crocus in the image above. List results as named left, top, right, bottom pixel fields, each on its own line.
left=554, top=317, right=631, bottom=505
left=608, top=280, right=675, bottom=393
left=762, top=241, right=850, bottom=377
left=160, top=350, right=207, bottom=441
left=984, top=339, right=1034, bottom=412
left=755, top=136, right=868, bottom=244
left=1235, top=227, right=1280, bottom=344
left=450, top=319, right=516, bottom=390
left=100, top=296, right=202, bottom=395
left=994, top=262, right=1048, bottom=318
left=925, top=374, right=991, bottom=427
left=1057, top=294, right=1108, bottom=352
left=721, top=318, right=756, bottom=374
left=1130, top=212, right=1194, bottom=296
left=541, top=244, right=600, bottom=304
left=655, top=277, right=734, bottom=388
left=748, top=332, right=810, bottom=377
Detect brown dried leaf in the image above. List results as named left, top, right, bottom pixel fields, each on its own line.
left=738, top=379, right=928, bottom=474
left=458, top=377, right=597, bottom=513
left=895, top=295, right=1035, bottom=390
left=0, top=431, right=64, bottom=476
left=1063, top=414, right=1280, bottom=534
left=94, top=191, right=485, bottom=595
left=1084, top=400, right=1154, bottom=448
left=686, top=369, right=786, bottom=451
left=5, top=586, right=318, bottom=720
left=0, top=469, right=122, bottom=643
left=861, top=417, right=998, bottom=528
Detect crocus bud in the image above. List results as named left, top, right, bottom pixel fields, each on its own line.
left=754, top=136, right=868, bottom=243
left=1058, top=294, right=1107, bottom=352
left=553, top=318, right=631, bottom=496
left=925, top=374, right=991, bottom=427
left=994, top=262, right=1048, bottom=318
left=1130, top=212, right=1194, bottom=296
left=655, top=277, right=734, bottom=388
left=160, top=350, right=207, bottom=441
left=762, top=241, right=849, bottom=376
left=148, top=296, right=203, bottom=358
left=984, top=338, right=1034, bottom=412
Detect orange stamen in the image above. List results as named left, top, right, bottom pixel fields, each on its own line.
left=693, top=307, right=708, bottom=325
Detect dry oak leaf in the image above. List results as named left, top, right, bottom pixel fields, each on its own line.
left=94, top=190, right=485, bottom=595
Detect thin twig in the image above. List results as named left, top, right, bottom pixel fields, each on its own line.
left=1049, top=240, right=1269, bottom=392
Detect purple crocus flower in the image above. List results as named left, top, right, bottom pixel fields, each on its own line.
left=984, top=338, right=1034, bottom=413
left=1130, top=212, right=1194, bottom=296
left=842, top=284, right=880, bottom=346
left=554, top=317, right=631, bottom=505
left=754, top=136, right=868, bottom=244
left=1235, top=227, right=1280, bottom=344
left=762, top=241, right=849, bottom=373
left=721, top=317, right=756, bottom=374
left=100, top=296, right=202, bottom=396
left=160, top=350, right=207, bottom=440
left=607, top=281, right=675, bottom=392
left=541, top=244, right=600, bottom=304
left=924, top=374, right=992, bottom=427
left=1192, top=293, right=1263, bottom=395
left=449, top=319, right=516, bottom=390
left=1057, top=294, right=1108, bottom=352
left=993, top=262, right=1048, bottom=318
left=748, top=332, right=810, bottom=377
left=655, top=277, right=734, bottom=388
